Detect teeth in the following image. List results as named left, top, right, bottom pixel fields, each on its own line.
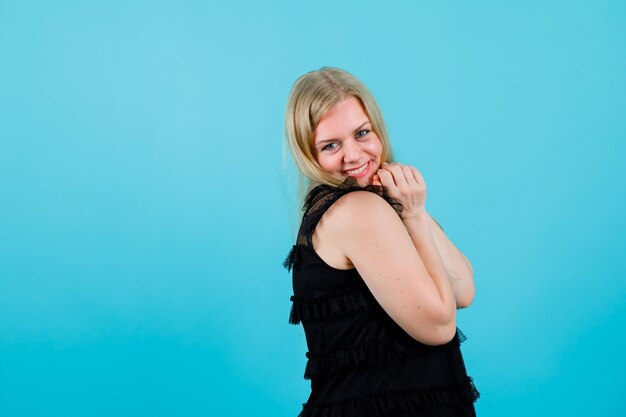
left=346, top=162, right=368, bottom=175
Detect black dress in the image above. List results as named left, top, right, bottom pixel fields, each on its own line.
left=283, top=177, right=480, bottom=417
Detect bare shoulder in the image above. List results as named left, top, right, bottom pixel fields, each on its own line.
left=328, top=190, right=399, bottom=226
left=320, top=191, right=404, bottom=254
left=312, top=191, right=392, bottom=270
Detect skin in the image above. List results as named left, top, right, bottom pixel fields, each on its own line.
left=313, top=96, right=383, bottom=187
left=310, top=96, right=476, bottom=345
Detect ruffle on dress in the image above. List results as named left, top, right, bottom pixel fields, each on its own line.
left=303, top=328, right=467, bottom=380
left=282, top=244, right=300, bottom=273
left=289, top=288, right=377, bottom=325
left=297, top=376, right=480, bottom=417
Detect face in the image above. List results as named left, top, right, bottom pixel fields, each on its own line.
left=312, top=96, right=383, bottom=186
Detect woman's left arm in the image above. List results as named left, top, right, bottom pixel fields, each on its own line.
left=427, top=213, right=475, bottom=308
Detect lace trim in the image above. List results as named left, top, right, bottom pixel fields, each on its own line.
left=289, top=289, right=377, bottom=325
left=297, top=376, right=480, bottom=417
left=282, top=244, right=299, bottom=272
left=303, top=328, right=467, bottom=380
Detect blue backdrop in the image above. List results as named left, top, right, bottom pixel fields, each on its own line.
left=1, top=1, right=625, bottom=416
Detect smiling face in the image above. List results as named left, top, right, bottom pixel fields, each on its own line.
left=312, top=96, right=383, bottom=186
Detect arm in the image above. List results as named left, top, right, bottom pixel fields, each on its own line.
left=333, top=191, right=457, bottom=346
left=371, top=162, right=475, bottom=308
left=422, top=213, right=475, bottom=308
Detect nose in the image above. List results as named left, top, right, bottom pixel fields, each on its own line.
left=342, top=139, right=362, bottom=163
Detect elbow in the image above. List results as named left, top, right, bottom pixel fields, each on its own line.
left=434, top=322, right=458, bottom=345
left=465, top=271, right=477, bottom=307
left=457, top=283, right=475, bottom=309
left=430, top=302, right=458, bottom=345
left=414, top=321, right=457, bottom=346
left=455, top=264, right=476, bottom=309
left=408, top=305, right=457, bottom=346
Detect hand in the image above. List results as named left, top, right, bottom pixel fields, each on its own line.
left=371, top=162, right=427, bottom=219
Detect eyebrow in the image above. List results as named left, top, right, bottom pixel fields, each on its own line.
left=316, top=121, right=371, bottom=145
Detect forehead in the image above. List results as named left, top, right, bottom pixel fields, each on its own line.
left=314, top=97, right=369, bottom=140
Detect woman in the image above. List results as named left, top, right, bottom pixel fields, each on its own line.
left=283, top=66, right=480, bottom=417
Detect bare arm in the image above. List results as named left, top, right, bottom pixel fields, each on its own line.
left=397, top=211, right=458, bottom=321
left=333, top=191, right=457, bottom=346
left=370, top=162, right=474, bottom=309
left=426, top=213, right=475, bottom=308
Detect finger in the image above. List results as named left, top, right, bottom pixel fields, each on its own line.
left=402, top=166, right=417, bottom=186
left=382, top=163, right=410, bottom=187
left=409, top=166, right=424, bottom=184
left=377, top=168, right=397, bottom=188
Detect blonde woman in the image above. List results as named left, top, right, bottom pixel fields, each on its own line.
left=283, top=66, right=479, bottom=417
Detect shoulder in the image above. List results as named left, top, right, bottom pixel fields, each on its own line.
left=300, top=178, right=403, bottom=242
left=330, top=190, right=399, bottom=222
left=322, top=190, right=405, bottom=244
left=310, top=190, right=406, bottom=271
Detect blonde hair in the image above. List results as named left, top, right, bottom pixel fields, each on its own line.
left=283, top=67, right=395, bottom=204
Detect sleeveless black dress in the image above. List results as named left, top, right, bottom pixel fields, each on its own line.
left=283, top=177, right=480, bottom=417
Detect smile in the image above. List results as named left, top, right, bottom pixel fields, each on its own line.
left=344, top=161, right=370, bottom=176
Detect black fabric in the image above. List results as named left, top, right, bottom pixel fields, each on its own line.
left=283, top=177, right=480, bottom=417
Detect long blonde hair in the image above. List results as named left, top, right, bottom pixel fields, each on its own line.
left=281, top=67, right=396, bottom=236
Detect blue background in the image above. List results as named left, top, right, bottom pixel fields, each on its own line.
left=1, top=1, right=625, bottom=416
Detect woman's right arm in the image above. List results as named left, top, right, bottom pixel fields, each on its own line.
left=330, top=191, right=457, bottom=346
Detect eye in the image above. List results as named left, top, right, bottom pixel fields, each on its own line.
left=322, top=142, right=338, bottom=152
left=356, top=129, right=370, bottom=138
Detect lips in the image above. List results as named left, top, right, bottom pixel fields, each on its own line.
left=343, top=161, right=370, bottom=177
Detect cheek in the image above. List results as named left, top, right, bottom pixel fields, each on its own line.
left=368, top=136, right=383, bottom=157
left=317, top=155, right=338, bottom=172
